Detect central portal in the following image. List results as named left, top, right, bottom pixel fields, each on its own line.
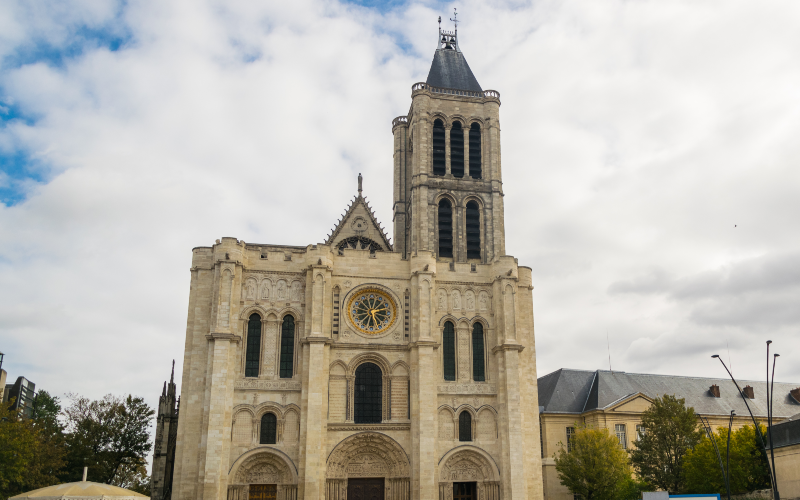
left=248, top=484, right=277, bottom=500
left=453, top=482, right=476, bottom=500
left=347, top=478, right=385, bottom=500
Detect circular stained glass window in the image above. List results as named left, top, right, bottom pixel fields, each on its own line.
left=347, top=288, right=397, bottom=335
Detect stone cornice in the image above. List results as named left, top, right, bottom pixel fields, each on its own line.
left=410, top=339, right=440, bottom=349
left=206, top=332, right=241, bottom=343
left=331, top=343, right=409, bottom=351
left=491, top=342, right=525, bottom=354
left=327, top=422, right=411, bottom=431
left=300, top=336, right=332, bottom=345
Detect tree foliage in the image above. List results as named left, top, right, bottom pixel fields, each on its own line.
left=554, top=423, right=634, bottom=500
left=0, top=391, right=153, bottom=500
left=629, top=395, right=704, bottom=493
left=0, top=394, right=67, bottom=500
left=684, top=424, right=771, bottom=495
left=62, top=394, right=155, bottom=486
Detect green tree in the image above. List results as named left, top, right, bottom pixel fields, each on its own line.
left=0, top=393, right=67, bottom=500
left=554, top=423, right=633, bottom=500
left=630, top=395, right=704, bottom=493
left=684, top=424, right=771, bottom=495
left=62, top=394, right=154, bottom=487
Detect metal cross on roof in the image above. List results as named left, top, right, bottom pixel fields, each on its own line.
left=450, top=8, right=458, bottom=31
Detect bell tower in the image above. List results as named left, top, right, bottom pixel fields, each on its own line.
left=392, top=15, right=504, bottom=263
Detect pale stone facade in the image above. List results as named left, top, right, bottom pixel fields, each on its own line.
left=538, top=369, right=800, bottom=500
left=172, top=27, right=544, bottom=500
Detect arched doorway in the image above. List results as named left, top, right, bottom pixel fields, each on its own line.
left=227, top=448, right=298, bottom=500
left=325, top=432, right=411, bottom=500
left=438, top=447, right=501, bottom=500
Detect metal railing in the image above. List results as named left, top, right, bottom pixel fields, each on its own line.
left=411, top=82, right=500, bottom=100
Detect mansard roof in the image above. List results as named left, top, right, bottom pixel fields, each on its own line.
left=324, top=179, right=392, bottom=252
left=538, top=368, right=800, bottom=418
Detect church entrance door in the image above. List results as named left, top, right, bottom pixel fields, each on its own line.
left=453, top=482, right=476, bottom=500
left=347, top=478, right=385, bottom=500
left=248, top=484, right=277, bottom=500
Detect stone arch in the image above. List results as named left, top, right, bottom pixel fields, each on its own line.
left=325, top=432, right=412, bottom=500
left=346, top=352, right=392, bottom=377
left=238, top=305, right=273, bottom=320
left=326, top=432, right=410, bottom=479
left=254, top=403, right=282, bottom=420
left=282, top=408, right=300, bottom=444
left=477, top=407, right=498, bottom=441
left=462, top=194, right=486, bottom=210
left=391, top=360, right=409, bottom=377
left=434, top=192, right=458, bottom=207
left=330, top=360, right=347, bottom=376
left=228, top=447, right=298, bottom=500
left=231, top=407, right=255, bottom=445
left=438, top=407, right=456, bottom=440
left=438, top=446, right=501, bottom=500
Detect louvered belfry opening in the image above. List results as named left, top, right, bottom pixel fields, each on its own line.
left=354, top=362, right=383, bottom=424
left=469, top=123, right=481, bottom=178
left=279, top=315, right=295, bottom=378
left=260, top=412, right=277, bottom=444
left=465, top=201, right=481, bottom=260
left=443, top=321, right=456, bottom=381
left=450, top=121, right=464, bottom=178
left=459, top=411, right=473, bottom=441
left=438, top=199, right=453, bottom=258
left=432, top=119, right=446, bottom=175
left=472, top=322, right=485, bottom=382
left=245, top=314, right=261, bottom=377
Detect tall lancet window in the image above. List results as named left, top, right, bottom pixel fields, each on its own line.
left=443, top=321, right=456, bottom=381
left=469, top=123, right=482, bottom=178
left=245, top=314, right=261, bottom=377
left=279, top=315, right=295, bottom=378
left=432, top=119, right=446, bottom=176
left=354, top=362, right=383, bottom=424
left=465, top=201, right=481, bottom=260
left=459, top=411, right=472, bottom=442
left=472, top=322, right=485, bottom=382
left=438, top=199, right=453, bottom=258
left=450, top=121, right=464, bottom=178
left=260, top=413, right=277, bottom=444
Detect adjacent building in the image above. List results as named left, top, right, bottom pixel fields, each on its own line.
left=769, top=412, right=800, bottom=500
left=3, top=375, right=36, bottom=419
left=538, top=368, right=800, bottom=500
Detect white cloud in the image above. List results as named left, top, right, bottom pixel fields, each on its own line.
left=1, top=0, right=800, bottom=469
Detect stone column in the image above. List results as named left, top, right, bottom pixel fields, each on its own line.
left=298, top=265, right=331, bottom=500
left=410, top=270, right=438, bottom=500
left=201, top=333, right=239, bottom=500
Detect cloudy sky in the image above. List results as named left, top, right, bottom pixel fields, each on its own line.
left=2, top=0, right=799, bottom=449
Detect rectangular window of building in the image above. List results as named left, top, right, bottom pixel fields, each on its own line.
left=566, top=426, right=575, bottom=452
left=636, top=424, right=645, bottom=441
left=615, top=424, right=627, bottom=449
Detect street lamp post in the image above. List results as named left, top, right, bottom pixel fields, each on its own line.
left=712, top=354, right=780, bottom=500
left=726, top=411, right=735, bottom=500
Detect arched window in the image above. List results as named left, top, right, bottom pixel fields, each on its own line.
left=443, top=321, right=456, bottom=381
left=432, top=119, right=446, bottom=176
left=469, top=123, right=481, bottom=178
left=450, top=122, right=464, bottom=178
left=459, top=411, right=472, bottom=441
left=472, top=322, right=485, bottom=382
left=279, top=315, right=295, bottom=378
left=260, top=412, right=277, bottom=444
left=466, top=201, right=481, bottom=260
left=245, top=314, right=261, bottom=377
left=354, top=362, right=383, bottom=424
left=438, top=199, right=453, bottom=258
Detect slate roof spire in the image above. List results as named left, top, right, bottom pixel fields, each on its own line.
left=426, top=9, right=482, bottom=93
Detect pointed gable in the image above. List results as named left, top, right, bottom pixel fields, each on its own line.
left=325, top=195, right=392, bottom=253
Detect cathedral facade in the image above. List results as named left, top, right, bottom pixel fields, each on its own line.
left=172, top=25, right=544, bottom=500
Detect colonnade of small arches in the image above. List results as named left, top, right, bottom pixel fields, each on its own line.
left=238, top=307, right=300, bottom=379
left=430, top=118, right=483, bottom=180
left=439, top=318, right=490, bottom=383
left=231, top=403, right=301, bottom=446
left=328, top=355, right=410, bottom=424
left=438, top=405, right=498, bottom=443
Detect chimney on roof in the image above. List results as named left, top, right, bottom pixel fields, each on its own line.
left=743, top=385, right=755, bottom=399
left=710, top=384, right=720, bottom=398
left=791, top=387, right=800, bottom=403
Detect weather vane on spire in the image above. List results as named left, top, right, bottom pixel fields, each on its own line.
left=450, top=8, right=458, bottom=32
